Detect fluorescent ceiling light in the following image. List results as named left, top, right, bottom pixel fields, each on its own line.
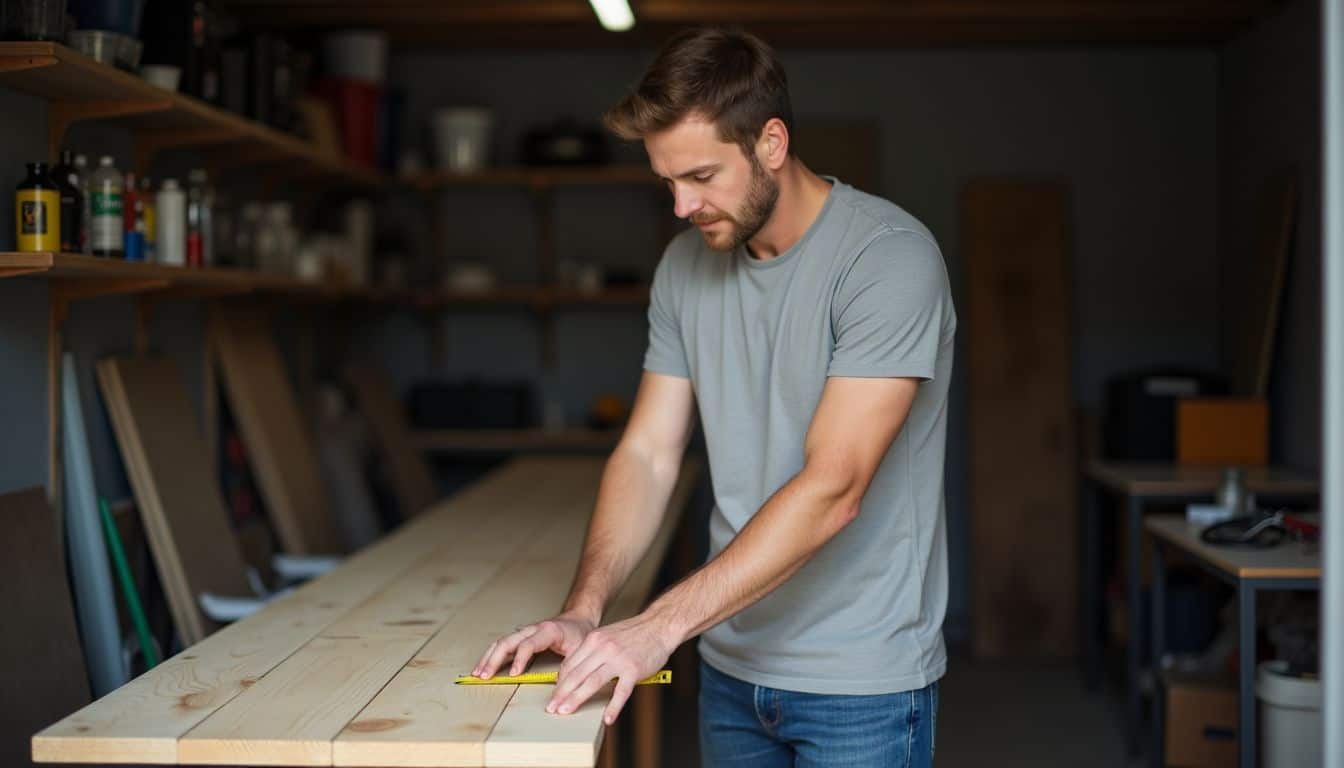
left=589, top=0, right=635, bottom=31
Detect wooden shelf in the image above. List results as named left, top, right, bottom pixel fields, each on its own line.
left=413, top=428, right=622, bottom=454
left=412, top=165, right=661, bottom=190
left=0, top=253, right=650, bottom=308
left=0, top=42, right=389, bottom=187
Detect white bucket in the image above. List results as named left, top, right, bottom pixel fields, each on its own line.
left=433, top=108, right=493, bottom=173
left=1256, top=660, right=1321, bottom=768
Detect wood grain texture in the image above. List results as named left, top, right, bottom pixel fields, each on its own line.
left=209, top=308, right=345, bottom=556
left=964, top=180, right=1077, bottom=657
left=97, top=356, right=253, bottom=644
left=34, top=459, right=523, bottom=763
left=344, top=365, right=438, bottom=518
left=35, top=457, right=701, bottom=767
left=0, top=488, right=90, bottom=768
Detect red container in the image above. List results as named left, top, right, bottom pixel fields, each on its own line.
left=316, top=78, right=380, bottom=168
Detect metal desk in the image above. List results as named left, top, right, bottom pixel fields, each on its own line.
left=1146, top=515, right=1320, bottom=768
left=1080, top=461, right=1318, bottom=755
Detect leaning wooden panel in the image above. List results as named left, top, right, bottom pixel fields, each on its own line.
left=963, top=180, right=1076, bottom=657
left=344, top=365, right=439, bottom=517
left=183, top=460, right=594, bottom=766
left=209, top=308, right=345, bottom=555
left=333, top=460, right=604, bottom=767
left=32, top=459, right=530, bottom=763
left=97, top=356, right=254, bottom=645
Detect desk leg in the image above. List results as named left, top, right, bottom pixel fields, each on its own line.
left=1083, top=480, right=1103, bottom=691
left=1126, top=495, right=1143, bottom=756
left=633, top=684, right=660, bottom=768
left=1150, top=540, right=1167, bottom=768
left=599, top=717, right=619, bottom=768
left=1238, top=582, right=1256, bottom=768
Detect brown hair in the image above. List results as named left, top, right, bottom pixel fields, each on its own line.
left=603, top=27, right=793, bottom=158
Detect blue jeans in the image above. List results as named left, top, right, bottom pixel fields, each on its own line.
left=699, top=662, right=937, bottom=768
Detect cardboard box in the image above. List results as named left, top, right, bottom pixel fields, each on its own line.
left=1165, top=671, right=1238, bottom=767
left=1176, top=398, right=1269, bottom=466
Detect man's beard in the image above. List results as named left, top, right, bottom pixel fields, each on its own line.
left=693, top=155, right=779, bottom=253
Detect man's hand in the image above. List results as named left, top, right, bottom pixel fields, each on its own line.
left=473, top=611, right=598, bottom=680
left=547, top=610, right=679, bottom=725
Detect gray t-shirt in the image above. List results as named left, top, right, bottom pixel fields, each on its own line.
left=644, top=179, right=955, bottom=695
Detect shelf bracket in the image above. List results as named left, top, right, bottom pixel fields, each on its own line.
left=49, top=277, right=173, bottom=328
left=48, top=98, right=173, bottom=161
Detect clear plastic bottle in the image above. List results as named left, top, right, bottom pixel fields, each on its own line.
left=89, top=156, right=124, bottom=258
left=156, top=179, right=186, bottom=267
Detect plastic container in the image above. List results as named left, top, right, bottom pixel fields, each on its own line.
left=154, top=178, right=184, bottom=266
left=322, top=30, right=387, bottom=83
left=432, top=107, right=492, bottom=173
left=69, top=29, right=121, bottom=66
left=14, top=162, right=62, bottom=252
left=140, top=64, right=179, bottom=91
left=1256, top=660, right=1321, bottom=768
left=88, top=155, right=122, bottom=258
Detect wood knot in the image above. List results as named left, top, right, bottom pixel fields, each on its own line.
left=384, top=619, right=435, bottom=627
left=346, top=718, right=408, bottom=733
left=239, top=678, right=257, bottom=688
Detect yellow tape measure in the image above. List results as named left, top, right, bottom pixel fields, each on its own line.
left=455, top=669, right=672, bottom=686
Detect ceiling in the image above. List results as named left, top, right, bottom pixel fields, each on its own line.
left=221, top=0, right=1284, bottom=47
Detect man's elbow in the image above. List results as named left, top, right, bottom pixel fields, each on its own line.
left=800, top=462, right=868, bottom=532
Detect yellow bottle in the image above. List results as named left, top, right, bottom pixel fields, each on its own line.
left=15, top=162, right=62, bottom=252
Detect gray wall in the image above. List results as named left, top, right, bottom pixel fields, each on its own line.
left=1218, top=0, right=1322, bottom=471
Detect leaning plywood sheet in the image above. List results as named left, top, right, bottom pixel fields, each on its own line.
left=0, top=488, right=90, bottom=768
left=964, top=180, right=1076, bottom=657
left=344, top=365, right=438, bottom=518
left=209, top=308, right=344, bottom=555
left=97, top=356, right=254, bottom=645
left=32, top=459, right=568, bottom=764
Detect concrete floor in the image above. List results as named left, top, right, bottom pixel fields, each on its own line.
left=650, top=655, right=1139, bottom=767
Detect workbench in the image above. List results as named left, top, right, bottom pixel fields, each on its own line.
left=32, top=455, right=700, bottom=767
left=1079, top=460, right=1318, bottom=755
left=1146, top=514, right=1320, bottom=768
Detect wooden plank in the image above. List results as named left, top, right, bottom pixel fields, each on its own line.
left=964, top=180, right=1076, bottom=657
left=334, top=460, right=607, bottom=767
left=483, top=459, right=701, bottom=768
left=33, top=459, right=549, bottom=763
left=344, top=365, right=439, bottom=517
left=1084, top=460, right=1319, bottom=497
left=97, top=356, right=254, bottom=645
left=210, top=308, right=346, bottom=555
left=185, top=459, right=597, bottom=766
left=0, top=488, right=90, bottom=768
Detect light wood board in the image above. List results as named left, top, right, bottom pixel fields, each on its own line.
left=209, top=308, right=344, bottom=555
left=344, top=365, right=438, bottom=518
left=35, top=456, right=699, bottom=767
left=97, top=356, right=253, bottom=645
left=0, top=487, right=90, bottom=768
left=964, top=180, right=1077, bottom=657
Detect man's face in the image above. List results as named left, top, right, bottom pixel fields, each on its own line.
left=645, top=115, right=779, bottom=252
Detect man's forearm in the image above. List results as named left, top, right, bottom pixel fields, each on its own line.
left=641, top=464, right=860, bottom=644
left=562, top=443, right=682, bottom=624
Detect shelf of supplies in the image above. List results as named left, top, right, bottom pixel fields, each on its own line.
left=0, top=42, right=389, bottom=187
left=413, top=428, right=622, bottom=454
left=432, top=283, right=650, bottom=308
left=411, top=165, right=661, bottom=190
left=0, top=253, right=651, bottom=308
left=0, top=252, right=412, bottom=301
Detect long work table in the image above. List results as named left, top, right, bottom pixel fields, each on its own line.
left=33, top=455, right=701, bottom=767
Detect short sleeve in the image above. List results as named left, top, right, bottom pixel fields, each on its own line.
left=643, top=251, right=691, bottom=378
left=828, top=230, right=954, bottom=381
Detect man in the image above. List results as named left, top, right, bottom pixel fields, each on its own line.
left=474, top=27, right=955, bottom=767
